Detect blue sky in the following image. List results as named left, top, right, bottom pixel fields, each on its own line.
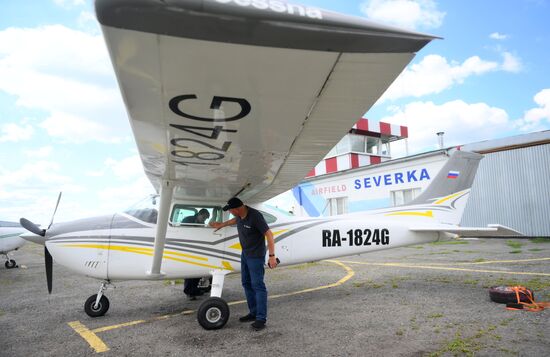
left=1, top=0, right=549, bottom=224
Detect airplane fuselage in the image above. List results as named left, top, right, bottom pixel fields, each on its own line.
left=43, top=207, right=441, bottom=281
left=1, top=226, right=26, bottom=254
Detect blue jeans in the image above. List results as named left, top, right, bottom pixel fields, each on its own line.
left=241, top=254, right=268, bottom=322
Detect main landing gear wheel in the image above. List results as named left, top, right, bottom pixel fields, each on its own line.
left=197, top=297, right=230, bottom=330
left=84, top=294, right=110, bottom=317
left=5, top=259, right=17, bottom=269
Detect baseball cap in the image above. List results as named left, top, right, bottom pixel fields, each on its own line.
left=223, top=197, right=243, bottom=211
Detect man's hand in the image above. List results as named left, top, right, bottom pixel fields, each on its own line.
left=268, top=256, right=278, bottom=269
left=209, top=221, right=223, bottom=232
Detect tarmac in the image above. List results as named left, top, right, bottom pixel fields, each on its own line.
left=1, top=237, right=549, bottom=356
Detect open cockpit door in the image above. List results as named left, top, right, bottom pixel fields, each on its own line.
left=95, top=0, right=436, bottom=275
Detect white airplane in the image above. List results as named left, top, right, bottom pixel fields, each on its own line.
left=20, top=0, right=521, bottom=330
left=0, top=221, right=26, bottom=269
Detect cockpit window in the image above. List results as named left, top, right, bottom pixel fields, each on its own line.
left=124, top=195, right=159, bottom=224
left=170, top=205, right=222, bottom=227
left=257, top=210, right=277, bottom=224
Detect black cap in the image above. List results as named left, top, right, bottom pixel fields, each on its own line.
left=223, top=197, right=243, bottom=211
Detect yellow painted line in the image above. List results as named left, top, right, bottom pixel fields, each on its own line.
left=272, top=229, right=289, bottom=236
left=71, top=260, right=354, bottom=353
left=92, top=320, right=146, bottom=333
left=228, top=242, right=242, bottom=250
left=434, top=191, right=463, bottom=205
left=340, top=260, right=550, bottom=277
left=68, top=321, right=110, bottom=353
left=61, top=244, right=219, bottom=269
left=429, top=257, right=550, bottom=266
left=163, top=250, right=208, bottom=261
left=386, top=211, right=433, bottom=218
left=222, top=261, right=234, bottom=271
left=269, top=260, right=355, bottom=299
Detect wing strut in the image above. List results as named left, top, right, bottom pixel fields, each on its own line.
left=148, top=179, right=174, bottom=278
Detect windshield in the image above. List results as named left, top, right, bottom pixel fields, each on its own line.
left=124, top=195, right=159, bottom=224
left=264, top=204, right=295, bottom=217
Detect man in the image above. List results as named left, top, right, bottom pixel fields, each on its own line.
left=182, top=208, right=210, bottom=225
left=182, top=209, right=210, bottom=300
left=210, top=197, right=277, bottom=331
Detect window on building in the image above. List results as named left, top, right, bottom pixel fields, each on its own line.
left=328, top=197, right=348, bottom=215
left=366, top=137, right=381, bottom=155
left=391, top=188, right=421, bottom=206
left=349, top=134, right=366, bottom=152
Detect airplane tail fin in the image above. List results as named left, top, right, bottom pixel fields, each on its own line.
left=381, top=150, right=483, bottom=225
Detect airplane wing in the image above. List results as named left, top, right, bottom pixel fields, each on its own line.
left=96, top=0, right=437, bottom=204
left=410, top=224, right=524, bottom=237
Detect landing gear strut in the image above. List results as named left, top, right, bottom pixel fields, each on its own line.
left=3, top=253, right=17, bottom=269
left=197, top=270, right=230, bottom=330
left=85, top=281, right=111, bottom=317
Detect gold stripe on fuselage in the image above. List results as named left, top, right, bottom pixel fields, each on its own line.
left=59, top=244, right=226, bottom=270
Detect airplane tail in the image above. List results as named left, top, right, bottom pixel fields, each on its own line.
left=381, top=150, right=483, bottom=225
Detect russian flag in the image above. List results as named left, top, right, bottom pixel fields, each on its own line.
left=447, top=170, right=460, bottom=179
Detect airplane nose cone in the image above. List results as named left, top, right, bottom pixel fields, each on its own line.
left=20, top=232, right=46, bottom=245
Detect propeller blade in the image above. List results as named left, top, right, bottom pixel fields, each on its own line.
left=48, top=191, right=63, bottom=230
left=45, top=246, right=53, bottom=294
left=20, top=218, right=46, bottom=237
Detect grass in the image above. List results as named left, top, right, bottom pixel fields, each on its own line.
left=483, top=277, right=550, bottom=291
left=528, top=248, right=544, bottom=252
left=430, top=240, right=469, bottom=246
left=473, top=258, right=486, bottom=263
left=164, top=279, right=184, bottom=286
left=509, top=250, right=522, bottom=254
left=529, top=237, right=550, bottom=243
left=352, top=280, right=384, bottom=289
left=428, top=324, right=505, bottom=357
left=506, top=240, right=523, bottom=249
left=428, top=313, right=444, bottom=319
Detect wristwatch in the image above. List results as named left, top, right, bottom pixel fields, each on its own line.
left=269, top=254, right=275, bottom=257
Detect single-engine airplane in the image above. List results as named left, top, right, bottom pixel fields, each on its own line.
left=20, top=0, right=521, bottom=330
left=1, top=221, right=26, bottom=269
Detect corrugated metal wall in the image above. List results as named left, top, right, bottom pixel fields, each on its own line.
left=461, top=144, right=550, bottom=236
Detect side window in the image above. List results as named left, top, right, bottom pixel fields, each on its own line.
left=258, top=210, right=277, bottom=224
left=170, top=205, right=222, bottom=227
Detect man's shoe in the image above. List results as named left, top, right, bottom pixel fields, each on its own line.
left=238, top=313, right=256, bottom=322
left=251, top=320, right=266, bottom=331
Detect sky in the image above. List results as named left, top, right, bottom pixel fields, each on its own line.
left=0, top=0, right=549, bottom=224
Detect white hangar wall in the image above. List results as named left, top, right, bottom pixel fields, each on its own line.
left=460, top=136, right=550, bottom=237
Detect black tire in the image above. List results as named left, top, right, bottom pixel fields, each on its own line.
left=5, top=259, right=17, bottom=269
left=489, top=286, right=534, bottom=304
left=84, top=294, right=110, bottom=317
left=197, top=297, right=230, bottom=330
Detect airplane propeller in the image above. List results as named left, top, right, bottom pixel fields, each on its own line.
left=19, top=192, right=62, bottom=294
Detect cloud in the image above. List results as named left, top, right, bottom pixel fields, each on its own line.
left=489, top=32, right=508, bottom=40
left=40, top=111, right=120, bottom=144
left=104, top=155, right=145, bottom=180
left=360, top=0, right=445, bottom=30
left=381, top=55, right=500, bottom=101
left=0, top=25, right=129, bottom=144
left=97, top=176, right=156, bottom=214
left=501, top=52, right=522, bottom=73
left=23, top=146, right=53, bottom=158
left=0, top=123, right=34, bottom=142
left=514, top=88, right=550, bottom=132
left=379, top=100, right=510, bottom=155
left=53, top=0, right=85, bottom=8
